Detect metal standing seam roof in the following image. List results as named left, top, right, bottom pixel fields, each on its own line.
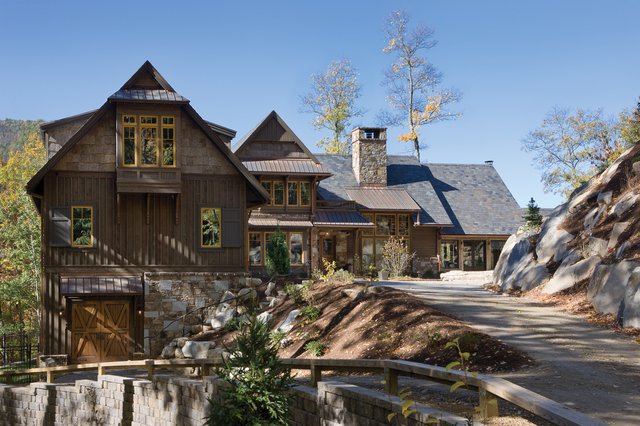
left=109, top=89, right=189, bottom=102
left=345, top=187, right=421, bottom=211
left=60, top=276, right=143, bottom=295
left=242, top=160, right=331, bottom=175
left=313, top=211, right=375, bottom=227
left=248, top=212, right=313, bottom=228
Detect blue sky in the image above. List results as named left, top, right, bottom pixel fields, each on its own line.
left=1, top=0, right=638, bottom=207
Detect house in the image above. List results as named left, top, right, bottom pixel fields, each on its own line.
left=236, top=114, right=522, bottom=277
left=28, top=62, right=521, bottom=363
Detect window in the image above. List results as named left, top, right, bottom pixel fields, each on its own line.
left=161, top=117, right=175, bottom=166
left=121, top=114, right=175, bottom=167
left=362, top=213, right=374, bottom=236
left=261, top=181, right=273, bottom=205
left=289, top=232, right=303, bottom=265
left=398, top=214, right=410, bottom=236
left=288, top=182, right=298, bottom=206
left=273, top=182, right=285, bottom=206
left=249, top=232, right=262, bottom=265
left=491, top=240, right=506, bottom=269
left=463, top=240, right=486, bottom=271
left=200, top=208, right=222, bottom=248
left=300, top=182, right=311, bottom=206
left=71, top=206, right=93, bottom=248
left=265, top=232, right=274, bottom=253
left=362, top=238, right=374, bottom=270
left=376, top=214, right=396, bottom=236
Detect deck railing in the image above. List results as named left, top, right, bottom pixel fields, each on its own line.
left=0, top=357, right=605, bottom=426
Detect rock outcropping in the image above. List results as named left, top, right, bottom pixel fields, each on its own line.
left=494, top=146, right=640, bottom=328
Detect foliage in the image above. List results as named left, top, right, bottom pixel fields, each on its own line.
left=522, top=197, right=543, bottom=231
left=300, top=305, right=321, bottom=322
left=381, top=236, right=416, bottom=278
left=523, top=107, right=628, bottom=198
left=304, top=340, right=326, bottom=357
left=301, top=59, right=364, bottom=154
left=387, top=387, right=418, bottom=423
left=380, top=10, right=461, bottom=162
left=332, top=269, right=354, bottom=282
left=620, top=98, right=640, bottom=145
left=206, top=316, right=294, bottom=426
left=0, top=132, right=46, bottom=334
left=445, top=337, right=478, bottom=393
left=265, top=228, right=290, bottom=276
left=0, top=119, right=43, bottom=161
left=284, top=283, right=305, bottom=306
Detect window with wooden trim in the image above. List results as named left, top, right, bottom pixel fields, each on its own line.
left=261, top=181, right=273, bottom=205
left=300, top=182, right=311, bottom=206
left=289, top=232, right=303, bottom=265
left=200, top=207, right=222, bottom=248
left=265, top=232, right=274, bottom=253
left=375, top=214, right=396, bottom=236
left=121, top=114, right=175, bottom=167
left=362, top=213, right=374, bottom=236
left=287, top=182, right=298, bottom=206
left=249, top=232, right=263, bottom=265
left=398, top=214, right=410, bottom=236
left=273, top=182, right=285, bottom=206
left=71, top=206, right=93, bottom=248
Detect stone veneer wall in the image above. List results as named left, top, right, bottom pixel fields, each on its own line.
left=0, top=375, right=466, bottom=426
left=143, top=272, right=258, bottom=357
left=351, top=129, right=388, bottom=186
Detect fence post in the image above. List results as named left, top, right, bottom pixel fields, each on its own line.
left=145, top=359, right=155, bottom=380
left=98, top=364, right=106, bottom=376
left=384, top=366, right=398, bottom=396
left=46, top=370, right=54, bottom=384
left=310, top=362, right=322, bottom=387
left=477, top=388, right=499, bottom=419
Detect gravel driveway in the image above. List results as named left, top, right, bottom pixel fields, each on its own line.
left=377, top=279, right=640, bottom=426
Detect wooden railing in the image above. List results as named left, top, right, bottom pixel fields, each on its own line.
left=0, top=358, right=605, bottom=426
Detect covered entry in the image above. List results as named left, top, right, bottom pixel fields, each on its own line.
left=61, top=276, right=143, bottom=363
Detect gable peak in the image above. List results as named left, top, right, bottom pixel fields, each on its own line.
left=119, top=61, right=176, bottom=92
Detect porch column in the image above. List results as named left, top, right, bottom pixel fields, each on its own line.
left=310, top=227, right=319, bottom=272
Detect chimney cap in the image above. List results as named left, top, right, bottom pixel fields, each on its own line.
left=484, top=160, right=494, bottom=165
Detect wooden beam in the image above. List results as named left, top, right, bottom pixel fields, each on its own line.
left=478, top=388, right=499, bottom=419
left=175, top=194, right=181, bottom=225
left=116, top=193, right=121, bottom=225
left=146, top=194, right=151, bottom=225
left=384, top=366, right=398, bottom=396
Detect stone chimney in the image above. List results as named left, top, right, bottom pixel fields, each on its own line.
left=351, top=127, right=387, bottom=186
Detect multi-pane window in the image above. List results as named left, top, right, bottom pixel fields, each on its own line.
left=249, top=232, right=262, bottom=265
left=289, top=232, right=303, bottom=265
left=71, top=206, right=93, bottom=248
left=300, top=182, right=311, bottom=206
left=288, top=182, right=298, bottom=206
left=361, top=213, right=411, bottom=269
left=362, top=213, right=374, bottom=236
left=273, top=182, right=285, bottom=206
left=398, top=214, right=410, bottom=236
left=121, top=115, right=175, bottom=167
left=200, top=208, right=221, bottom=248
left=376, top=214, right=396, bottom=236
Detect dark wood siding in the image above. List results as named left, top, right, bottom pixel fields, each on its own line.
left=410, top=227, right=438, bottom=258
left=43, top=172, right=246, bottom=270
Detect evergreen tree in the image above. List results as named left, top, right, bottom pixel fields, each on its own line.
left=206, top=316, right=294, bottom=426
left=265, top=228, right=290, bottom=276
left=523, top=197, right=543, bottom=229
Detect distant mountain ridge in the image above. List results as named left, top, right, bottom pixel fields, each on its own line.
left=0, top=119, right=43, bottom=160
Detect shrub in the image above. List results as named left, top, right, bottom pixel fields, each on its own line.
left=300, top=305, right=321, bottom=322
left=381, top=236, right=416, bottom=278
left=304, top=340, right=326, bottom=357
left=265, top=228, right=290, bottom=276
left=284, top=283, right=304, bottom=305
left=206, top=316, right=294, bottom=426
left=333, top=269, right=354, bottom=282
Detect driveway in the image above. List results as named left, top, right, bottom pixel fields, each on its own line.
left=376, top=280, right=640, bottom=426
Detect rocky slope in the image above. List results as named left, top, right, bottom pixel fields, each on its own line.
left=494, top=145, right=640, bottom=328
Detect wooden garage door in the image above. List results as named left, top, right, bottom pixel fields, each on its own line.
left=71, top=300, right=131, bottom=363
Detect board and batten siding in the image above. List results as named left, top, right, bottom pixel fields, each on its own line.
left=43, top=173, right=246, bottom=270
left=410, top=226, right=438, bottom=258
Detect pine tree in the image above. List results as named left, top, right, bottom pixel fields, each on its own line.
left=523, top=197, right=543, bottom=229
left=265, top=228, right=290, bottom=276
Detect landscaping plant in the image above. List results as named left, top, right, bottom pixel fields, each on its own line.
left=265, top=228, right=290, bottom=276
left=304, top=340, right=326, bottom=357
left=381, top=236, right=416, bottom=278
left=206, top=316, right=294, bottom=426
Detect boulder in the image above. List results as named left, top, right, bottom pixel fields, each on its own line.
left=182, top=341, right=211, bottom=359
left=597, top=191, right=613, bottom=206
left=536, top=228, right=574, bottom=265
left=506, top=255, right=550, bottom=291
left=588, top=237, right=608, bottom=258
left=616, top=241, right=630, bottom=259
left=175, top=337, right=189, bottom=348
left=493, top=233, right=532, bottom=288
left=583, top=205, right=605, bottom=235
left=174, top=348, right=185, bottom=359
left=277, top=309, right=300, bottom=333
left=256, top=311, right=273, bottom=325
left=608, top=222, right=631, bottom=250
left=209, top=308, right=236, bottom=329
left=587, top=261, right=639, bottom=317
left=623, top=268, right=640, bottom=328
left=238, top=287, right=257, bottom=303
left=543, top=255, right=601, bottom=294
left=610, top=192, right=640, bottom=218
left=220, top=291, right=236, bottom=305
left=268, top=297, right=280, bottom=308
left=341, top=288, right=363, bottom=299
left=265, top=282, right=276, bottom=297
left=161, top=345, right=175, bottom=359
left=633, top=161, right=640, bottom=175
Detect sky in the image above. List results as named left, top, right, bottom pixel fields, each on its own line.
left=1, top=0, right=638, bottom=208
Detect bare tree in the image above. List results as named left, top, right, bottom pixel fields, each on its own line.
left=301, top=59, right=364, bottom=154
left=523, top=107, right=626, bottom=198
left=380, top=10, right=461, bottom=162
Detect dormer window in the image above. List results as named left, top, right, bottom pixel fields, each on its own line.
left=122, top=114, right=175, bottom=167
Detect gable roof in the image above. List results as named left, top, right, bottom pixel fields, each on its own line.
left=345, top=187, right=420, bottom=211
left=233, top=110, right=321, bottom=164
left=27, top=62, right=268, bottom=204
left=316, top=154, right=522, bottom=235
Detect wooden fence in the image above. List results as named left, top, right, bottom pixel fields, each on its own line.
left=0, top=357, right=605, bottom=426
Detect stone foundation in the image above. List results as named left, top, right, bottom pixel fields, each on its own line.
left=412, top=256, right=440, bottom=277
left=143, top=272, right=258, bottom=357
